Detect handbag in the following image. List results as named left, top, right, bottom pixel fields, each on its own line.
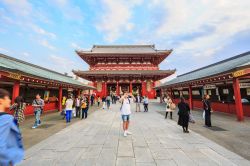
left=170, top=103, right=176, bottom=110
left=202, top=110, right=205, bottom=119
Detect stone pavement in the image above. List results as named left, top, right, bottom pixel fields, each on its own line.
left=19, top=102, right=250, bottom=166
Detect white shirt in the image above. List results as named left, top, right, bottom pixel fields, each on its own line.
left=65, top=99, right=73, bottom=110
left=120, top=98, right=132, bottom=115
left=76, top=98, right=80, bottom=107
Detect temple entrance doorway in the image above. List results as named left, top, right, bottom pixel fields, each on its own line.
left=107, top=83, right=117, bottom=95
left=132, top=83, right=142, bottom=96
left=119, top=84, right=129, bottom=95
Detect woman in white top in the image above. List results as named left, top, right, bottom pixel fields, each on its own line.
left=165, top=96, right=174, bottom=119
left=65, top=95, right=74, bottom=123
left=119, top=92, right=135, bottom=137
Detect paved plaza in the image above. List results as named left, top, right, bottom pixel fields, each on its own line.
left=19, top=102, right=250, bottom=166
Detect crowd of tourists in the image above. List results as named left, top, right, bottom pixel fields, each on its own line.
left=0, top=85, right=214, bottom=165
left=61, top=94, right=89, bottom=123
left=95, top=93, right=149, bottom=112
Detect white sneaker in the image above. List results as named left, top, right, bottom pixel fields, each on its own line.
left=126, top=130, right=132, bottom=135
left=123, top=132, right=127, bottom=137
left=32, top=126, right=37, bottom=129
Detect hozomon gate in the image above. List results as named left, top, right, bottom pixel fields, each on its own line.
left=73, top=45, right=175, bottom=99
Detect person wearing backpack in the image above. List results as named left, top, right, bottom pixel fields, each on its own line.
left=119, top=92, right=135, bottom=137
left=0, top=88, right=24, bottom=165
left=32, top=94, right=44, bottom=129
left=9, top=96, right=26, bottom=127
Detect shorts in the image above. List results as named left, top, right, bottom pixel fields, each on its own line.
left=121, top=115, right=130, bottom=121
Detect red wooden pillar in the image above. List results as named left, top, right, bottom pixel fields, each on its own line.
left=129, top=82, right=132, bottom=93
left=58, top=86, right=62, bottom=111
left=12, top=81, right=20, bottom=104
left=116, top=81, right=120, bottom=95
left=189, top=85, right=193, bottom=110
left=141, top=82, right=145, bottom=97
left=233, top=78, right=244, bottom=121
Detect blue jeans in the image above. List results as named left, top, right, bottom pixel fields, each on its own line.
left=107, top=101, right=110, bottom=109
left=66, top=110, right=72, bottom=123
left=82, top=108, right=88, bottom=119
left=34, top=110, right=41, bottom=127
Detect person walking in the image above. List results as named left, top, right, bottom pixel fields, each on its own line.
left=90, top=94, right=95, bottom=106
left=106, top=94, right=112, bottom=110
left=102, top=96, right=106, bottom=109
left=81, top=97, right=89, bottom=119
left=165, top=96, right=174, bottom=119
left=32, top=94, right=44, bottom=129
left=113, top=95, right=117, bottom=104
left=119, top=92, right=135, bottom=137
left=0, top=89, right=24, bottom=166
left=97, top=96, right=101, bottom=107
left=203, top=94, right=212, bottom=127
left=177, top=97, right=190, bottom=133
left=10, top=96, right=26, bottom=127
left=135, top=94, right=142, bottom=112
left=75, top=96, right=81, bottom=118
left=143, top=96, right=149, bottom=112
left=65, top=95, right=73, bottom=123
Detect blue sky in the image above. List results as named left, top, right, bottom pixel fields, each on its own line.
left=0, top=0, right=250, bottom=82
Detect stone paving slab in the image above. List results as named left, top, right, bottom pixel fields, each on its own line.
left=18, top=102, right=250, bottom=166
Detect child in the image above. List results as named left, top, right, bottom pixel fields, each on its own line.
left=0, top=89, right=24, bottom=165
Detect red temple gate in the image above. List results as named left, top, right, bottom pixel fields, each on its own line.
left=73, top=45, right=175, bottom=99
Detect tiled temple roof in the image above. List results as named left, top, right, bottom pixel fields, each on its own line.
left=0, top=53, right=95, bottom=89
left=157, top=51, right=250, bottom=88
left=76, top=44, right=172, bottom=55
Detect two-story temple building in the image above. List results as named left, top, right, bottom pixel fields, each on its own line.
left=73, top=45, right=175, bottom=99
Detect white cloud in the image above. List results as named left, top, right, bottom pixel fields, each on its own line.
left=2, top=0, right=32, bottom=16
left=22, top=52, right=30, bottom=57
left=50, top=0, right=84, bottom=21
left=29, top=24, right=56, bottom=39
left=1, top=0, right=57, bottom=41
left=150, top=0, right=250, bottom=57
left=96, top=0, right=142, bottom=42
left=71, top=42, right=81, bottom=49
left=38, top=39, right=56, bottom=50
left=0, top=47, right=10, bottom=53
left=49, top=54, right=75, bottom=71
